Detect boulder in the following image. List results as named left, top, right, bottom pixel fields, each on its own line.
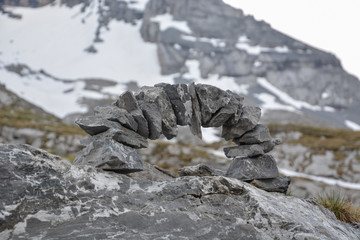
left=233, top=124, right=272, bottom=145
left=251, top=176, right=291, bottom=194
left=226, top=154, right=279, bottom=181
left=94, top=105, right=138, bottom=132
left=113, top=91, right=149, bottom=138
left=195, top=84, right=232, bottom=125
left=74, top=137, right=143, bottom=173
left=155, top=83, right=193, bottom=126
left=1, top=144, right=359, bottom=240
left=222, top=106, right=261, bottom=140
left=188, top=82, right=202, bottom=139
left=136, top=87, right=178, bottom=140
left=178, top=164, right=225, bottom=177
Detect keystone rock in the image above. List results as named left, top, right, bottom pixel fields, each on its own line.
left=226, top=154, right=279, bottom=181
left=188, top=82, right=202, bottom=139
left=155, top=83, right=193, bottom=126
left=114, top=91, right=149, bottom=138
left=136, top=87, right=178, bottom=140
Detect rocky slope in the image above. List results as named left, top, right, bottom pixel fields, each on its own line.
left=1, top=144, right=359, bottom=239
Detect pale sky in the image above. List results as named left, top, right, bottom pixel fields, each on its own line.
left=223, top=0, right=360, bottom=79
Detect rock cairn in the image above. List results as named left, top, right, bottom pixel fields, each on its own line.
left=74, top=83, right=290, bottom=193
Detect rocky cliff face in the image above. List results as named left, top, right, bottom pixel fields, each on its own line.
left=1, top=144, right=359, bottom=239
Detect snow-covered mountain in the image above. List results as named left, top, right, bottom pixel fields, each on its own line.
left=1, top=0, right=360, bottom=130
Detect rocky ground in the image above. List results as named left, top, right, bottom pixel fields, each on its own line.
left=1, top=144, right=359, bottom=239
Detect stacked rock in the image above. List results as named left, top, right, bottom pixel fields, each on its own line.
left=74, top=82, right=290, bottom=193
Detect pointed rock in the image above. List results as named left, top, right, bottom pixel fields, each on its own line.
left=114, top=91, right=149, bottom=138
left=195, top=84, right=232, bottom=125
left=233, top=124, right=272, bottom=145
left=155, top=83, right=193, bottom=126
left=74, top=137, right=143, bottom=174
left=75, top=116, right=119, bottom=136
left=222, top=106, right=261, bottom=140
left=251, top=176, right=291, bottom=194
left=188, top=82, right=202, bottom=139
left=136, top=87, right=178, bottom=140
left=225, top=154, right=279, bottom=181
left=94, top=106, right=138, bottom=132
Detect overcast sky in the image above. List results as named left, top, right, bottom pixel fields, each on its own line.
left=223, top=0, right=360, bottom=79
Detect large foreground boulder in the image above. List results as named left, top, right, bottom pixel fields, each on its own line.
left=1, top=144, right=359, bottom=239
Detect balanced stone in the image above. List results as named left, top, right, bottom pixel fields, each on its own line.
left=114, top=91, right=149, bottom=138
left=206, top=90, right=244, bottom=127
left=195, top=84, right=231, bottom=125
left=188, top=82, right=202, bottom=139
left=94, top=106, right=138, bottom=132
left=251, top=176, right=291, bottom=194
left=75, top=116, right=121, bottom=136
left=223, top=144, right=264, bottom=158
left=225, top=154, right=279, bottom=181
left=222, top=106, right=261, bottom=140
left=178, top=164, right=225, bottom=177
left=136, top=87, right=178, bottom=140
left=233, top=124, right=272, bottom=145
left=223, top=138, right=281, bottom=158
left=155, top=83, right=193, bottom=126
left=74, top=137, right=143, bottom=173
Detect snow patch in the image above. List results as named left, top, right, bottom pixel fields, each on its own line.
left=345, top=120, right=360, bottom=131
left=201, top=127, right=221, bottom=143
left=255, top=93, right=298, bottom=113
left=151, top=13, right=192, bottom=34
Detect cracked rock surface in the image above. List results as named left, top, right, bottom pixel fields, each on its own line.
left=1, top=144, right=359, bottom=240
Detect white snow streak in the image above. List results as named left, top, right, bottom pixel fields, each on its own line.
left=345, top=120, right=360, bottom=131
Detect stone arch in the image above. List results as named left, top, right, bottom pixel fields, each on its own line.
left=74, top=83, right=290, bottom=193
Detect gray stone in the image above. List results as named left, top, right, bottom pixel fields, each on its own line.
left=206, top=90, right=244, bottom=127
left=2, top=144, right=359, bottom=240
left=195, top=84, right=232, bottom=125
left=188, top=82, right=202, bottom=139
left=233, top=124, right=272, bottom=145
left=136, top=87, right=178, bottom=140
left=222, top=106, right=261, bottom=140
left=260, top=138, right=281, bottom=152
left=74, top=137, right=143, bottom=173
left=223, top=144, right=264, bottom=158
left=94, top=105, right=138, bottom=132
left=226, top=154, right=279, bottom=181
left=178, top=164, right=225, bottom=177
left=155, top=83, right=193, bottom=126
left=114, top=91, right=149, bottom=138
left=75, top=115, right=120, bottom=136
left=157, top=43, right=187, bottom=75
left=251, top=176, right=291, bottom=194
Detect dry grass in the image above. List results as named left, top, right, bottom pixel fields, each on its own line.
left=317, top=192, right=360, bottom=223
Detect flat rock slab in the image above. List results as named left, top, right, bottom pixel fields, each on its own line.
left=224, top=144, right=264, bottom=158
left=75, top=116, right=122, bottom=136
left=251, top=176, right=291, bottom=194
left=178, top=164, right=225, bottom=177
left=226, top=154, right=279, bottom=181
left=114, top=91, right=149, bottom=138
left=74, top=137, right=143, bottom=173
